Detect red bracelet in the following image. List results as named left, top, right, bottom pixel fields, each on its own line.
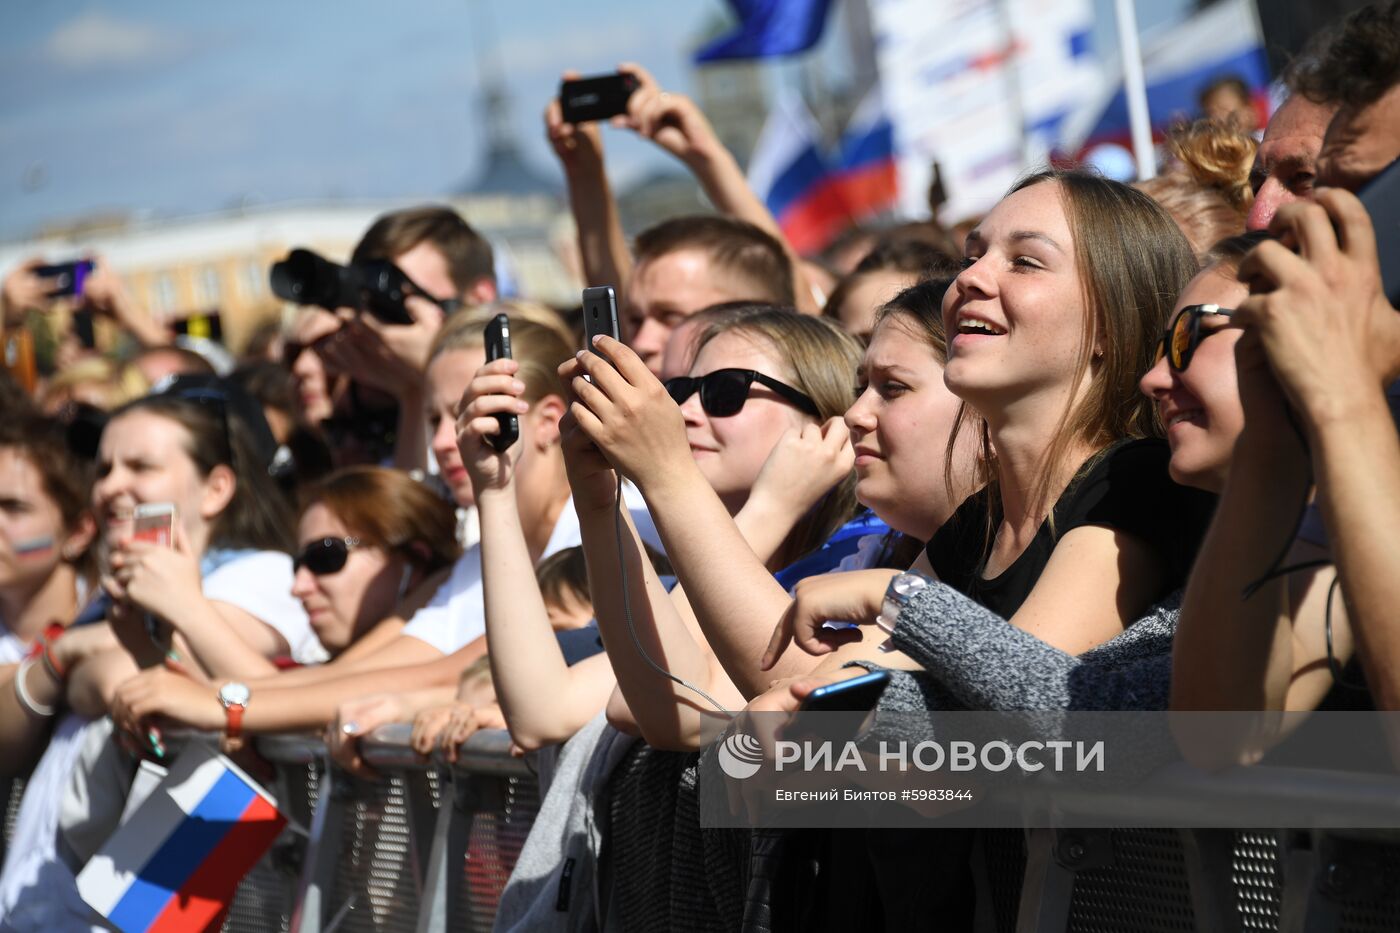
left=40, top=622, right=67, bottom=681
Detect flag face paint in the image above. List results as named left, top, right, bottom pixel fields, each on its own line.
left=12, top=536, right=56, bottom=558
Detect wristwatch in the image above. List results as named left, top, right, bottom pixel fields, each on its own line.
left=876, top=571, right=933, bottom=648
left=217, top=682, right=251, bottom=739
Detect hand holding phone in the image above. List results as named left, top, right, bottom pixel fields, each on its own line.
left=484, top=313, right=520, bottom=452
left=559, top=73, right=639, bottom=124
left=34, top=259, right=94, bottom=299
left=581, top=286, right=621, bottom=370
left=131, top=503, right=176, bottom=547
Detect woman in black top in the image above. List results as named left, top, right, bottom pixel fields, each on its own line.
left=765, top=168, right=1204, bottom=669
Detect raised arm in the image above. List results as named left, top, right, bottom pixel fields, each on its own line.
left=547, top=71, right=632, bottom=291
left=615, top=64, right=819, bottom=313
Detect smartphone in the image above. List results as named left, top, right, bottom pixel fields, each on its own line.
left=582, top=285, right=621, bottom=351
left=34, top=259, right=94, bottom=299
left=71, top=308, right=96, bottom=350
left=131, top=503, right=176, bottom=547
left=483, top=313, right=519, bottom=452
left=1359, top=156, right=1399, bottom=306
left=559, top=73, right=639, bottom=124
left=787, top=669, right=889, bottom=742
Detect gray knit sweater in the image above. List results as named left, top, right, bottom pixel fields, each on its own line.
left=871, top=581, right=1182, bottom=713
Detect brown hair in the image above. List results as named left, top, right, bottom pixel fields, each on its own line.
left=691, top=308, right=863, bottom=567
left=302, top=466, right=460, bottom=574
left=535, top=543, right=672, bottom=614
left=352, top=205, right=495, bottom=295
left=634, top=216, right=796, bottom=306
left=822, top=239, right=959, bottom=327
left=1292, top=1, right=1400, bottom=109
left=870, top=277, right=957, bottom=363
left=429, top=301, right=577, bottom=403
left=105, top=395, right=294, bottom=553
left=948, top=168, right=1198, bottom=526
left=0, top=413, right=94, bottom=575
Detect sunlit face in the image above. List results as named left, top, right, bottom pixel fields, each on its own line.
left=1317, top=83, right=1400, bottom=192
left=834, top=270, right=921, bottom=343
left=425, top=348, right=487, bottom=509
left=624, top=250, right=750, bottom=376
left=0, top=449, right=69, bottom=594
left=1247, top=94, right=1335, bottom=231
left=1137, top=267, right=1249, bottom=493
left=679, top=331, right=816, bottom=514
left=288, top=309, right=341, bottom=424
left=290, top=503, right=402, bottom=654
left=393, top=241, right=459, bottom=303
left=845, top=316, right=968, bottom=539
left=943, top=181, right=1089, bottom=419
left=92, top=411, right=226, bottom=552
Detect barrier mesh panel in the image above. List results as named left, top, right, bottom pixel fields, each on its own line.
left=1066, top=829, right=1196, bottom=932
left=1335, top=839, right=1400, bottom=932
left=1, top=777, right=25, bottom=868
left=452, top=774, right=541, bottom=933
left=329, top=773, right=422, bottom=933
left=980, top=829, right=1027, bottom=933
left=223, top=761, right=324, bottom=933
left=1232, top=830, right=1282, bottom=931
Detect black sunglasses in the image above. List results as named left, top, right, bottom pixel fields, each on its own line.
left=293, top=536, right=362, bottom=575
left=1155, top=304, right=1235, bottom=372
left=663, top=368, right=820, bottom=418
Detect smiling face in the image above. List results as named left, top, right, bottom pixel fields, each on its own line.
left=425, top=347, right=487, bottom=509
left=290, top=502, right=402, bottom=654
left=942, top=180, right=1091, bottom=422
left=92, top=410, right=229, bottom=553
left=1137, top=267, right=1249, bottom=492
left=1246, top=94, right=1335, bottom=231
left=845, top=315, right=970, bottom=538
left=679, top=330, right=816, bottom=513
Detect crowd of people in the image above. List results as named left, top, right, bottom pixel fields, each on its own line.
left=1, top=2, right=1399, bottom=929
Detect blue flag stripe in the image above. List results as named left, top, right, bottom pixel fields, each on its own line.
left=108, top=770, right=256, bottom=931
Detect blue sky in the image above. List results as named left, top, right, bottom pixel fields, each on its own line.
left=0, top=0, right=1192, bottom=241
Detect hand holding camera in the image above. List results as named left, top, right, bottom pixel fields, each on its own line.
left=612, top=63, right=724, bottom=170
left=547, top=69, right=609, bottom=174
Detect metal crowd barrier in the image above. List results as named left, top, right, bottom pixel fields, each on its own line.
left=3, top=734, right=1399, bottom=932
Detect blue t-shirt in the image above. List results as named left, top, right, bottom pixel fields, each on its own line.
left=773, top=511, right=891, bottom=591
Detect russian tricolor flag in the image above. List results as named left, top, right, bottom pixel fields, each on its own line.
left=827, top=89, right=899, bottom=229
left=747, top=92, right=846, bottom=255
left=78, top=742, right=287, bottom=933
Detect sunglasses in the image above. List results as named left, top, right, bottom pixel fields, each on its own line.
left=1155, top=304, right=1235, bottom=372
left=293, top=536, right=362, bottom=575
left=663, top=369, right=820, bottom=418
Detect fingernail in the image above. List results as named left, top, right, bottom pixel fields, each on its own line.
left=576, top=350, right=586, bottom=360
left=592, top=334, right=603, bottom=345
left=512, top=380, right=526, bottom=392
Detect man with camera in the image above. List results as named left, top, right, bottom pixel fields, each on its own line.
left=275, top=205, right=496, bottom=469
left=1172, top=2, right=1400, bottom=749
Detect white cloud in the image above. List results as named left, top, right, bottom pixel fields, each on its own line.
left=44, top=10, right=188, bottom=70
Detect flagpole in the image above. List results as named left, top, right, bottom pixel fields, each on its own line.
left=1113, top=0, right=1155, bottom=180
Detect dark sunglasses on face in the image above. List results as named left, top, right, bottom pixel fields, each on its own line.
left=1155, top=304, right=1236, bottom=372
left=294, top=536, right=362, bottom=575
left=663, top=368, right=820, bottom=418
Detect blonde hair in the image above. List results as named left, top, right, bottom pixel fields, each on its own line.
left=429, top=301, right=576, bottom=403
left=1135, top=119, right=1257, bottom=257
left=40, top=358, right=147, bottom=412
left=691, top=308, right=863, bottom=567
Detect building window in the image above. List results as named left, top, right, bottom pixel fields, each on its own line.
left=195, top=266, right=222, bottom=308
left=242, top=260, right=265, bottom=299
left=151, top=274, right=177, bottom=314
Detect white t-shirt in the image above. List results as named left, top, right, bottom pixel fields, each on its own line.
left=402, top=487, right=661, bottom=655
left=203, top=551, right=327, bottom=664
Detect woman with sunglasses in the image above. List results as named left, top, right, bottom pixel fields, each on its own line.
left=559, top=307, right=867, bottom=748
left=110, top=467, right=465, bottom=746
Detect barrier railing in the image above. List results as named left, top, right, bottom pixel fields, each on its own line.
left=3, top=732, right=1399, bottom=931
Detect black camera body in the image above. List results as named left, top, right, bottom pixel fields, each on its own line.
left=269, top=249, right=417, bottom=325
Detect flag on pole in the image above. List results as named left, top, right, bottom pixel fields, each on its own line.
left=695, top=0, right=834, bottom=63
left=77, top=742, right=287, bottom=933
left=828, top=88, right=899, bottom=223
left=747, top=93, right=848, bottom=254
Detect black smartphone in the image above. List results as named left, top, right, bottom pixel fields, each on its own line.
left=559, top=73, right=640, bottom=124
left=581, top=286, right=621, bottom=360
left=484, top=313, right=519, bottom=452
left=1359, top=156, right=1399, bottom=307
left=787, top=669, right=890, bottom=742
left=35, top=259, right=94, bottom=299
left=71, top=308, right=96, bottom=349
